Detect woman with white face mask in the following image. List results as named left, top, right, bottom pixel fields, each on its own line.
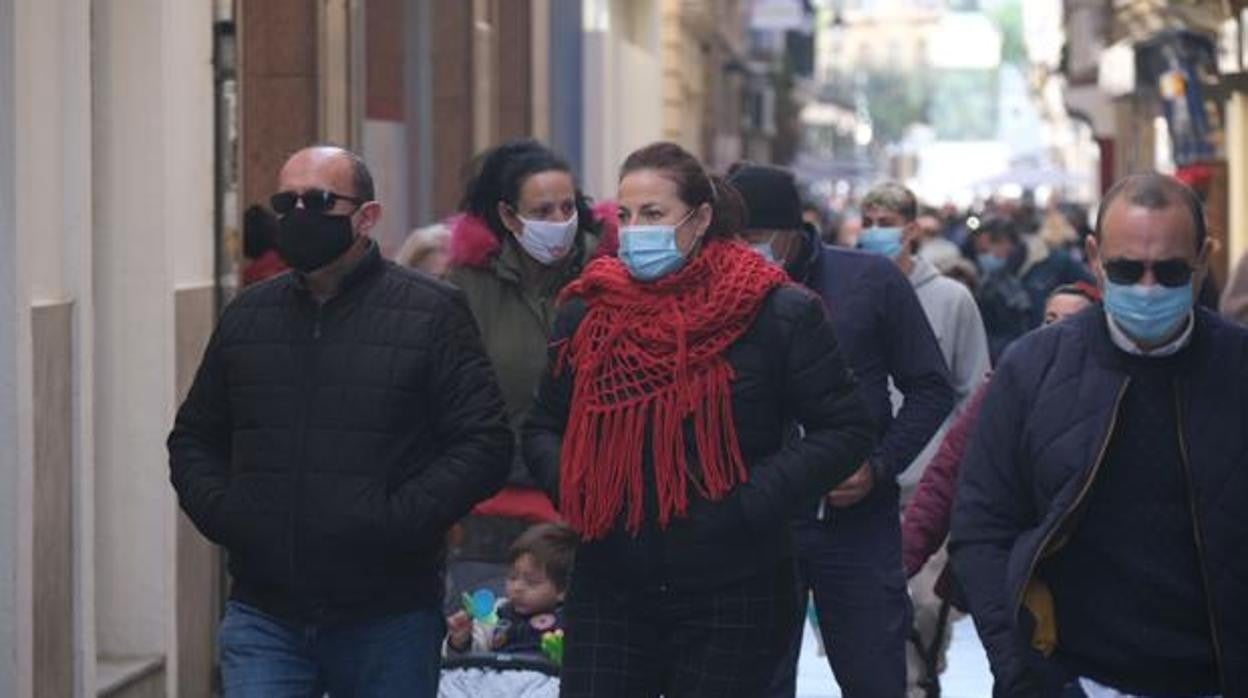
left=448, top=140, right=616, bottom=540
left=523, top=142, right=875, bottom=697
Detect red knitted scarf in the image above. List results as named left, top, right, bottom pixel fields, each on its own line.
left=555, top=240, right=789, bottom=539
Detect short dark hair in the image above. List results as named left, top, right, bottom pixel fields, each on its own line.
left=979, top=216, right=1020, bottom=244
left=508, top=523, right=578, bottom=592
left=1094, top=173, right=1206, bottom=250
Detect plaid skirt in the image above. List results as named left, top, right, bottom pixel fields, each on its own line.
left=559, top=560, right=800, bottom=698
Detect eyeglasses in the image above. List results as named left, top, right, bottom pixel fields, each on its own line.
left=1102, top=257, right=1194, bottom=288
left=270, top=189, right=365, bottom=215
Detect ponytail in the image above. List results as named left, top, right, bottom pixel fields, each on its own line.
left=707, top=175, right=746, bottom=238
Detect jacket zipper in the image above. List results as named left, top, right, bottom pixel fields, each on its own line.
left=1173, top=383, right=1226, bottom=691
left=1014, top=379, right=1130, bottom=624
left=290, top=303, right=323, bottom=608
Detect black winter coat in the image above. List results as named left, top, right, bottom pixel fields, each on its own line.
left=950, top=306, right=1248, bottom=696
left=168, top=243, right=513, bottom=622
left=523, top=284, right=875, bottom=591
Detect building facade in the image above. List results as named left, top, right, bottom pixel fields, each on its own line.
left=1, top=1, right=217, bottom=696
left=1060, top=0, right=1235, bottom=285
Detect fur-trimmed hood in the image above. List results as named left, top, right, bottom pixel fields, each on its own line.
left=448, top=201, right=619, bottom=269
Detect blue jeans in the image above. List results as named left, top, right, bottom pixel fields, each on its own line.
left=218, top=600, right=445, bottom=698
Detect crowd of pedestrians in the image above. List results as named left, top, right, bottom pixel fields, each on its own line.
left=179, top=140, right=1245, bottom=698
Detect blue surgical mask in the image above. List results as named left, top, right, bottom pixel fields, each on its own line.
left=978, top=253, right=1006, bottom=275
left=1103, top=280, right=1193, bottom=346
left=751, top=243, right=778, bottom=264
left=750, top=233, right=778, bottom=265
left=618, top=210, right=696, bottom=282
left=859, top=226, right=903, bottom=257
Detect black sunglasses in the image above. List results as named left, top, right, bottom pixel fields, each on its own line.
left=270, top=189, right=365, bottom=215
left=1102, top=257, right=1194, bottom=288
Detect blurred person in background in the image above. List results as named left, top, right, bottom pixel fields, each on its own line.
left=835, top=209, right=863, bottom=248
left=1057, top=202, right=1095, bottom=264
left=973, top=218, right=1033, bottom=363
left=240, top=204, right=287, bottom=286
left=1016, top=208, right=1095, bottom=328
left=940, top=203, right=972, bottom=250
left=394, top=222, right=451, bottom=279
left=1220, top=249, right=1248, bottom=325
left=802, top=201, right=828, bottom=241
left=915, top=208, right=963, bottom=274
left=820, top=208, right=845, bottom=246
left=943, top=258, right=981, bottom=294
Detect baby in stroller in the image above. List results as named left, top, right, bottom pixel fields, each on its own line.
left=447, top=522, right=574, bottom=655
left=439, top=523, right=576, bottom=698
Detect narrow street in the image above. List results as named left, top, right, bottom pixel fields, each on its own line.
left=4, top=0, right=1245, bottom=695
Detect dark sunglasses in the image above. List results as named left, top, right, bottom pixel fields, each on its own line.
left=1102, top=257, right=1194, bottom=288
left=270, top=189, right=365, bottom=215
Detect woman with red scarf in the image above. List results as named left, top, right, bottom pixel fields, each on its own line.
left=523, top=142, right=875, bottom=697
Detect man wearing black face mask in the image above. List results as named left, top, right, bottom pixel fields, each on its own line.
left=168, top=146, right=513, bottom=697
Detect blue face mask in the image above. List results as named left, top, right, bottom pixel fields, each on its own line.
left=751, top=243, right=778, bottom=265
left=1103, top=280, right=1193, bottom=345
left=859, top=226, right=904, bottom=257
left=618, top=210, right=696, bottom=282
left=978, top=253, right=1006, bottom=275
left=749, top=233, right=779, bottom=265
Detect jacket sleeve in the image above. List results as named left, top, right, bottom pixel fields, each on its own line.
left=521, top=300, right=586, bottom=503
left=875, top=265, right=956, bottom=482
left=167, top=322, right=233, bottom=546
left=949, top=358, right=1044, bottom=697
left=947, top=285, right=991, bottom=405
left=902, top=378, right=990, bottom=577
left=734, top=290, right=876, bottom=530
left=387, top=289, right=513, bottom=549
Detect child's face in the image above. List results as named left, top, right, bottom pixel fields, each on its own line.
left=505, top=553, right=564, bottom=616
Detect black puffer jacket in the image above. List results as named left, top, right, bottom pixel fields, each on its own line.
left=169, top=242, right=512, bottom=622
left=523, top=285, right=875, bottom=591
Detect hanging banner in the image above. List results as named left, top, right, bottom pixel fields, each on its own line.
left=1139, top=31, right=1221, bottom=167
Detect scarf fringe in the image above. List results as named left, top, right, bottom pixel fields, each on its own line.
left=556, top=241, right=787, bottom=540
left=559, top=365, right=750, bottom=540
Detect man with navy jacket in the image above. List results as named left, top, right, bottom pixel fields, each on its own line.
left=952, top=173, right=1245, bottom=697
left=731, top=164, right=954, bottom=698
